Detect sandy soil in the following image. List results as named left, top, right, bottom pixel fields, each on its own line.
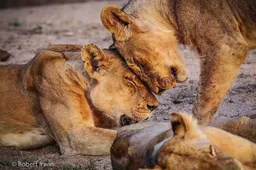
left=0, top=0, right=255, bottom=169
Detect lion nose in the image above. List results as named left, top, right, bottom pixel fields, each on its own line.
left=170, top=67, right=189, bottom=83
left=147, top=104, right=158, bottom=111
left=157, top=86, right=165, bottom=94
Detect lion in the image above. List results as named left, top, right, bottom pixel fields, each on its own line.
left=111, top=113, right=256, bottom=170
left=100, top=0, right=256, bottom=124
left=0, top=44, right=158, bottom=155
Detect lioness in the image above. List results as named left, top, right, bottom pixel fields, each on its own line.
left=111, top=113, right=256, bottom=170
left=101, top=0, right=256, bottom=124
left=0, top=44, right=158, bottom=155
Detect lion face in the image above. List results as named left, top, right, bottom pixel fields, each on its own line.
left=155, top=113, right=243, bottom=170
left=101, top=6, right=188, bottom=94
left=81, top=44, right=159, bottom=122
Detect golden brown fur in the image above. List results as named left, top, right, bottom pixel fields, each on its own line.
left=101, top=0, right=256, bottom=124
left=151, top=113, right=256, bottom=170
left=110, top=113, right=256, bottom=170
left=0, top=44, right=158, bottom=155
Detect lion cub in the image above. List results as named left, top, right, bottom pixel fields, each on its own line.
left=0, top=44, right=158, bottom=155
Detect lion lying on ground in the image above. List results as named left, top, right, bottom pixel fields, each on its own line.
left=101, top=0, right=256, bottom=125
left=111, top=113, right=256, bottom=170
left=0, top=44, right=158, bottom=155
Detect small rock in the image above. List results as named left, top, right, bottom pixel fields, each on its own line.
left=31, top=25, right=43, bottom=34
left=188, top=80, right=195, bottom=84
left=249, top=114, right=256, bottom=119
left=64, top=31, right=74, bottom=36
left=163, top=117, right=170, bottom=120
left=173, top=99, right=182, bottom=104
left=188, top=99, right=194, bottom=104
left=228, top=99, right=235, bottom=103
left=45, top=20, right=52, bottom=26
left=0, top=49, right=11, bottom=61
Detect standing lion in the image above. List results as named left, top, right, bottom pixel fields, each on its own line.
left=100, top=0, right=256, bottom=124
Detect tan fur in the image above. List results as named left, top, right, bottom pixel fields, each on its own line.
left=110, top=114, right=256, bottom=170
left=0, top=44, right=158, bottom=155
left=101, top=0, right=256, bottom=124
left=151, top=113, right=256, bottom=170
left=211, top=116, right=256, bottom=144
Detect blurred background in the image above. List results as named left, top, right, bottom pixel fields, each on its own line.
left=0, top=0, right=119, bottom=8
left=0, top=0, right=126, bottom=64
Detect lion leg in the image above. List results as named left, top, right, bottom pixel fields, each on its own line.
left=211, top=116, right=256, bottom=143
left=39, top=95, right=117, bottom=155
left=0, top=128, right=53, bottom=149
left=193, top=45, right=248, bottom=125
left=30, top=49, right=117, bottom=155
left=70, top=126, right=117, bottom=155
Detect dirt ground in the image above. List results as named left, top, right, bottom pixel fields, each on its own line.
left=0, top=0, right=255, bottom=169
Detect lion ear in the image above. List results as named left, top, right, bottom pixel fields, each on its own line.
left=170, top=112, right=197, bottom=138
left=101, top=5, right=132, bottom=41
left=81, top=44, right=107, bottom=79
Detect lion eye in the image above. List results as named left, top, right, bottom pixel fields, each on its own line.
left=124, top=75, right=137, bottom=90
left=209, top=145, right=216, bottom=157
left=124, top=75, right=133, bottom=81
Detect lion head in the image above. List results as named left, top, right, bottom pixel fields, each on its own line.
left=153, top=112, right=243, bottom=170
left=101, top=6, right=188, bottom=94
left=81, top=44, right=159, bottom=123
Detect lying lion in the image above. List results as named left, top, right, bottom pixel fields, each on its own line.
left=111, top=113, right=256, bottom=170
left=0, top=44, right=158, bottom=155
left=101, top=0, right=256, bottom=124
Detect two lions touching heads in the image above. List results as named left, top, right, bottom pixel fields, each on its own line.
left=1, top=0, right=256, bottom=169
left=100, top=0, right=256, bottom=168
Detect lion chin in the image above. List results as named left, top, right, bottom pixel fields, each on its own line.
left=120, top=115, right=140, bottom=126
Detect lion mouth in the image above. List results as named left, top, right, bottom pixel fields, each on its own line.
left=120, top=109, right=152, bottom=126
left=120, top=115, right=139, bottom=126
left=156, top=86, right=166, bottom=95
left=151, top=81, right=175, bottom=95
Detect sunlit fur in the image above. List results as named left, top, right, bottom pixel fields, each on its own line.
left=0, top=44, right=158, bottom=155
left=149, top=113, right=256, bottom=170
left=82, top=44, right=158, bottom=121
left=101, top=3, right=188, bottom=94
left=101, top=0, right=256, bottom=124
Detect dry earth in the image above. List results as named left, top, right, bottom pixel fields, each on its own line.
left=0, top=0, right=255, bottom=169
